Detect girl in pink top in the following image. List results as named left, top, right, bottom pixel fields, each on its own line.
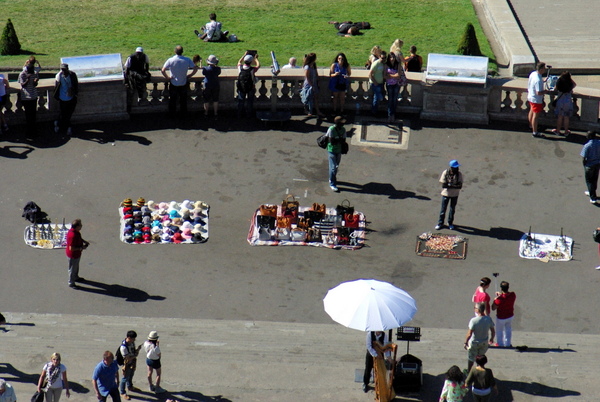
left=471, top=277, right=491, bottom=316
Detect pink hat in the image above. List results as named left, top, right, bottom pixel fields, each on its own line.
left=182, top=228, right=193, bottom=240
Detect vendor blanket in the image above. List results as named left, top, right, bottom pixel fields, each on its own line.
left=24, top=223, right=71, bottom=249
left=247, top=205, right=365, bottom=250
left=416, top=232, right=468, bottom=259
left=518, top=233, right=573, bottom=262
left=119, top=199, right=209, bottom=244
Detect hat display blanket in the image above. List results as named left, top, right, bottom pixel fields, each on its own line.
left=120, top=198, right=209, bottom=244
left=247, top=203, right=365, bottom=250
left=24, top=223, right=72, bottom=249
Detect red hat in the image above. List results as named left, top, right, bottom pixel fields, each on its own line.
left=172, top=232, right=183, bottom=243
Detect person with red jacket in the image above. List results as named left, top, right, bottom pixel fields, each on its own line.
left=492, top=281, right=516, bottom=347
left=66, top=219, right=89, bottom=288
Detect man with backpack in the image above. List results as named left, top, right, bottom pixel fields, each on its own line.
left=118, top=330, right=142, bottom=400
left=236, top=51, right=260, bottom=118
left=124, top=47, right=151, bottom=104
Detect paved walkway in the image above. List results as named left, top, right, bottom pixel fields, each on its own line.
left=0, top=312, right=594, bottom=401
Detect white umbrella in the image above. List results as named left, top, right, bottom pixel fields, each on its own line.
left=323, top=279, right=417, bottom=331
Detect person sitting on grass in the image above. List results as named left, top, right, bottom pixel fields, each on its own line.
left=194, top=13, right=229, bottom=42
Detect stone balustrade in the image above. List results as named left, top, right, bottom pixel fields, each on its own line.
left=1, top=69, right=599, bottom=132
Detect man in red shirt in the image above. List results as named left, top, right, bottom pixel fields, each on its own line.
left=66, top=219, right=89, bottom=288
left=492, top=281, right=516, bottom=347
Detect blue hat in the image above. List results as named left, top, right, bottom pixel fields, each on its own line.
left=449, top=160, right=460, bottom=168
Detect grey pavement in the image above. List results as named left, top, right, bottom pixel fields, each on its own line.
left=1, top=113, right=600, bottom=400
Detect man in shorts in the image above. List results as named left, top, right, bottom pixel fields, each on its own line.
left=528, top=62, right=548, bottom=138
left=464, top=302, right=495, bottom=371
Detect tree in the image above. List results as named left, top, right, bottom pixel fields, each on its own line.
left=457, top=23, right=481, bottom=56
left=0, top=19, right=21, bottom=55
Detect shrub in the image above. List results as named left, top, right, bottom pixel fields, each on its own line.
left=457, top=23, right=481, bottom=56
left=0, top=19, right=21, bottom=55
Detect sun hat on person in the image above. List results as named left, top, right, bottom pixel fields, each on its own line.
left=449, top=159, right=461, bottom=168
left=207, top=55, right=219, bottom=65
left=244, top=54, right=254, bottom=64
left=148, top=331, right=159, bottom=340
left=136, top=46, right=144, bottom=53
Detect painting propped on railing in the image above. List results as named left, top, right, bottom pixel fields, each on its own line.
left=61, top=53, right=123, bottom=82
left=425, top=54, right=488, bottom=86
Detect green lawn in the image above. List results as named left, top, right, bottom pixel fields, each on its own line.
left=1, top=0, right=494, bottom=71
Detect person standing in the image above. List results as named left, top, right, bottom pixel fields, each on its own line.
left=0, top=73, right=10, bottom=134
left=527, top=62, right=548, bottom=138
left=144, top=331, right=165, bottom=394
left=124, top=47, right=151, bottom=104
left=53, top=63, right=79, bottom=136
left=200, top=55, right=221, bottom=118
left=471, top=277, right=491, bottom=316
left=66, top=219, right=89, bottom=289
left=435, top=160, right=463, bottom=230
left=580, top=131, right=600, bottom=204
left=368, top=50, right=386, bottom=115
left=464, top=303, right=495, bottom=371
left=492, top=281, right=516, bottom=347
left=326, top=116, right=347, bottom=192
left=37, top=352, right=70, bottom=402
left=328, top=53, right=351, bottom=114
left=439, top=365, right=468, bottom=402
left=18, top=62, right=39, bottom=137
left=300, top=53, right=323, bottom=117
left=161, top=45, right=198, bottom=117
left=92, top=351, right=121, bottom=402
left=465, top=355, right=498, bottom=402
left=236, top=52, right=260, bottom=118
left=362, top=331, right=391, bottom=393
left=119, top=330, right=142, bottom=400
left=552, top=71, right=576, bottom=137
left=0, top=379, right=17, bottom=402
left=384, top=52, right=401, bottom=122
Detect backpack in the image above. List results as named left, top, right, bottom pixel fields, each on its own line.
left=115, top=343, right=125, bottom=366
left=237, top=68, right=255, bottom=93
left=22, top=201, right=41, bottom=223
left=406, top=55, right=421, bottom=72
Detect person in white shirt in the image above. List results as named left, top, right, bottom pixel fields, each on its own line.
left=161, top=46, right=198, bottom=117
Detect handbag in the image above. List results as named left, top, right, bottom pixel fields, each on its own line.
left=257, top=215, right=276, bottom=230
left=344, top=213, right=360, bottom=228
left=258, top=226, right=273, bottom=241
left=275, top=227, right=291, bottom=240
left=259, top=204, right=277, bottom=217
left=312, top=203, right=326, bottom=214
left=336, top=199, right=354, bottom=216
left=317, top=134, right=328, bottom=149
left=281, top=195, right=299, bottom=223
left=341, top=140, right=349, bottom=155
left=291, top=227, right=307, bottom=242
left=337, top=227, right=351, bottom=245
left=297, top=217, right=312, bottom=230
left=304, top=210, right=323, bottom=222
left=32, top=391, right=45, bottom=402
left=276, top=216, right=291, bottom=228
left=307, top=227, right=322, bottom=242
left=550, top=92, right=564, bottom=108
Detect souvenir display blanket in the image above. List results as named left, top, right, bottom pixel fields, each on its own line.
left=416, top=232, right=468, bottom=259
left=518, top=233, right=573, bottom=262
left=119, top=198, right=209, bottom=244
left=247, top=200, right=365, bottom=250
left=24, top=223, right=71, bottom=249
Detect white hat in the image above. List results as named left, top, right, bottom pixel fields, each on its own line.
left=207, top=55, right=219, bottom=65
left=136, top=47, right=144, bottom=53
left=244, top=54, right=254, bottom=64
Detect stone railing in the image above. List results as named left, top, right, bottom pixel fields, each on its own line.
left=2, top=69, right=599, bottom=132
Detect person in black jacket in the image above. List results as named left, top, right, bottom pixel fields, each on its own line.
left=124, top=47, right=151, bottom=103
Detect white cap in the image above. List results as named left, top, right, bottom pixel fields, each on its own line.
left=136, top=47, right=144, bottom=53
left=244, top=54, right=254, bottom=63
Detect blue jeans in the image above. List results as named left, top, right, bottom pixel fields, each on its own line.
left=237, top=89, right=255, bottom=117
left=584, top=164, right=600, bottom=200
left=371, top=83, right=384, bottom=113
left=438, top=196, right=458, bottom=226
left=328, top=152, right=342, bottom=187
left=119, top=361, right=136, bottom=394
left=386, top=84, right=399, bottom=117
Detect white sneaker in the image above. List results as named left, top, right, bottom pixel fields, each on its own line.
left=585, top=191, right=590, bottom=196
left=595, top=266, right=600, bottom=270
left=330, top=185, right=339, bottom=192
left=434, top=224, right=442, bottom=230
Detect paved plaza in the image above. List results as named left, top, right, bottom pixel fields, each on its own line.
left=3, top=0, right=600, bottom=400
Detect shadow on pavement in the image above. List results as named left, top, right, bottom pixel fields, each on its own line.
left=74, top=280, right=166, bottom=302
left=498, top=380, right=580, bottom=399
left=453, top=225, right=524, bottom=241
left=0, top=145, right=34, bottom=159
left=337, top=181, right=431, bottom=201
